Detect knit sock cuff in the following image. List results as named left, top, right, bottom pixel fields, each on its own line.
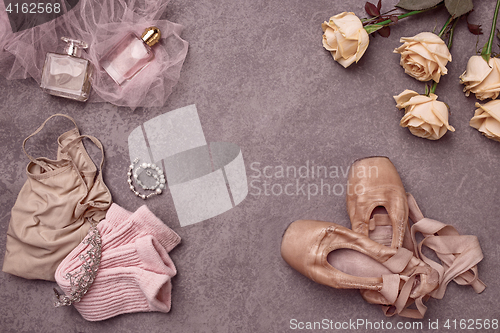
left=128, top=205, right=181, bottom=252
left=97, top=236, right=177, bottom=278
left=103, top=203, right=132, bottom=225
left=135, top=236, right=177, bottom=277
left=98, top=203, right=132, bottom=234
left=98, top=204, right=181, bottom=253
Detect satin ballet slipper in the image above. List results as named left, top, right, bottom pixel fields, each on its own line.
left=347, top=156, right=412, bottom=249
left=281, top=220, right=439, bottom=319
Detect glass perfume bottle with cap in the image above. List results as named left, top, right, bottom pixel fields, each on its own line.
left=99, top=27, right=161, bottom=86
left=40, top=37, right=92, bottom=102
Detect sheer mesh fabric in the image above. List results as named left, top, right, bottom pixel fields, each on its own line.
left=0, top=0, right=188, bottom=108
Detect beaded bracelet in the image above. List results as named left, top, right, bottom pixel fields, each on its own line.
left=127, top=158, right=166, bottom=199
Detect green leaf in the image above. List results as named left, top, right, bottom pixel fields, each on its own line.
left=396, top=0, right=443, bottom=11
left=481, top=50, right=491, bottom=64
left=481, top=0, right=500, bottom=63
left=444, top=0, right=473, bottom=18
left=364, top=24, right=384, bottom=34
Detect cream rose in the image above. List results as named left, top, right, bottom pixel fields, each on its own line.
left=460, top=56, right=500, bottom=100
left=394, top=89, right=455, bottom=140
left=469, top=100, right=500, bottom=142
left=394, top=32, right=452, bottom=83
left=322, top=12, right=369, bottom=68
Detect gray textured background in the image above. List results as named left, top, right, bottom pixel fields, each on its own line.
left=1, top=0, right=499, bottom=332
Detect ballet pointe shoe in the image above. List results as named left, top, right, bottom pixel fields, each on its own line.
left=281, top=219, right=439, bottom=319
left=347, top=156, right=411, bottom=249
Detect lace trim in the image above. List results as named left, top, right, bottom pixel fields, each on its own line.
left=53, top=222, right=102, bottom=307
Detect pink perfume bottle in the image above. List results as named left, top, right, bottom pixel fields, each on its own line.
left=99, top=27, right=161, bottom=85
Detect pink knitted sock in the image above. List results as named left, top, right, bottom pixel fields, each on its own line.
left=56, top=236, right=177, bottom=321
left=99, top=204, right=181, bottom=252
left=58, top=204, right=180, bottom=274
left=99, top=235, right=177, bottom=273
left=71, top=266, right=174, bottom=321
left=55, top=204, right=182, bottom=321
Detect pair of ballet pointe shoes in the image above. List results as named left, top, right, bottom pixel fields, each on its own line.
left=281, top=157, right=485, bottom=319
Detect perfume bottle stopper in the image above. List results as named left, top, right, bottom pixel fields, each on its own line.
left=62, top=37, right=88, bottom=57
left=141, top=27, right=161, bottom=46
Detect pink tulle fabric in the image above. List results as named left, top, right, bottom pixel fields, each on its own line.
left=0, top=0, right=188, bottom=108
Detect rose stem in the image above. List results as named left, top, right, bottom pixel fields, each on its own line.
left=430, top=17, right=458, bottom=95
left=481, top=0, right=500, bottom=63
left=438, top=16, right=453, bottom=38
left=447, top=18, right=459, bottom=50
left=361, top=8, right=398, bottom=23
left=364, top=6, right=440, bottom=34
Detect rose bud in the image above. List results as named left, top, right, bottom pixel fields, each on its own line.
left=394, top=89, right=455, bottom=140
left=394, top=32, right=452, bottom=83
left=460, top=56, right=500, bottom=101
left=470, top=100, right=500, bottom=142
left=322, top=12, right=369, bottom=68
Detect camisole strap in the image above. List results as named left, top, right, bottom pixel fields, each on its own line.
left=22, top=114, right=79, bottom=170
left=60, top=134, right=106, bottom=172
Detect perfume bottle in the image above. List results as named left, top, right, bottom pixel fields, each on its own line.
left=40, top=37, right=92, bottom=102
left=99, top=27, right=161, bottom=86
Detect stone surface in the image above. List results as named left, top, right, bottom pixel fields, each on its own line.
left=0, top=0, right=499, bottom=332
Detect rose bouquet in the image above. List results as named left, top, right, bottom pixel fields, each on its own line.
left=321, top=3, right=437, bottom=68
left=322, top=0, right=500, bottom=142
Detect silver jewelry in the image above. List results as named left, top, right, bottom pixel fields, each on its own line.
left=53, top=221, right=101, bottom=307
left=127, top=158, right=165, bottom=199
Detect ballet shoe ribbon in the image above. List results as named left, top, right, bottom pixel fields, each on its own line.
left=380, top=266, right=431, bottom=319
left=406, top=193, right=486, bottom=299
